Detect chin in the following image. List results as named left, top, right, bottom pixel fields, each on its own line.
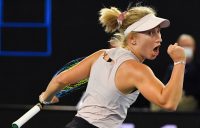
left=148, top=56, right=157, bottom=60
left=149, top=58, right=156, bottom=60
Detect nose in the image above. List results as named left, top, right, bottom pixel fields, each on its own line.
left=156, top=32, right=162, bottom=43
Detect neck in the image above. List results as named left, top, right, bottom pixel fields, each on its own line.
left=125, top=46, right=145, bottom=62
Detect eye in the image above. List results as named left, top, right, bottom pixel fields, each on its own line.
left=156, top=28, right=161, bottom=34
left=146, top=28, right=160, bottom=36
left=146, top=30, right=154, bottom=36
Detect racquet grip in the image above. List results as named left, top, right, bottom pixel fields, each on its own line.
left=12, top=103, right=43, bottom=128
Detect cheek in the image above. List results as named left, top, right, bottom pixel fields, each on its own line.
left=139, top=41, right=155, bottom=59
left=136, top=36, right=154, bottom=55
left=140, top=41, right=153, bottom=53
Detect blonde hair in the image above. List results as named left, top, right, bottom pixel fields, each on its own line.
left=99, top=6, right=156, bottom=47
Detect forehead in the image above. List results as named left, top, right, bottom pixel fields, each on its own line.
left=141, top=26, right=160, bottom=32
left=149, top=26, right=160, bottom=31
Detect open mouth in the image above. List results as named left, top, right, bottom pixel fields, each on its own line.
left=153, top=45, right=160, bottom=52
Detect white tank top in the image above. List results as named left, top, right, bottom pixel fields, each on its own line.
left=76, top=47, right=140, bottom=128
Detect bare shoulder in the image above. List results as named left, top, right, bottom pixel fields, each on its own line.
left=91, top=49, right=106, bottom=58
left=84, top=49, right=106, bottom=64
left=117, top=60, right=155, bottom=86
left=58, top=49, right=106, bottom=83
left=121, top=60, right=153, bottom=76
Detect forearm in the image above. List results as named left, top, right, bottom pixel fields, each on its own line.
left=42, top=76, right=69, bottom=101
left=162, top=63, right=185, bottom=108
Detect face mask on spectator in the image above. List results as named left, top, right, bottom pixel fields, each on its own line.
left=184, top=47, right=193, bottom=59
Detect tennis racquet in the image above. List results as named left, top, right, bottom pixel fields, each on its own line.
left=12, top=57, right=87, bottom=128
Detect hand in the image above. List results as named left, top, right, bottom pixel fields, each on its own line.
left=167, top=43, right=186, bottom=62
left=39, top=92, right=59, bottom=104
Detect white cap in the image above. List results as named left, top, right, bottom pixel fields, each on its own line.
left=124, top=14, right=170, bottom=36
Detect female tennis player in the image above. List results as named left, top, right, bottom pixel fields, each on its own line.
left=39, top=5, right=186, bottom=128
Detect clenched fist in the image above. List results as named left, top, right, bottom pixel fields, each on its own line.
left=167, top=43, right=186, bottom=62
left=39, top=92, right=59, bottom=104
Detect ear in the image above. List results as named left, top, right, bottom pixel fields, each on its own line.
left=127, top=33, right=137, bottom=45
left=131, top=40, right=136, bottom=45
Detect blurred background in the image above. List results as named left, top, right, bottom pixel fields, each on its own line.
left=0, top=0, right=200, bottom=128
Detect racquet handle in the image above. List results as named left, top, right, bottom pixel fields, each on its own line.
left=12, top=103, right=43, bottom=128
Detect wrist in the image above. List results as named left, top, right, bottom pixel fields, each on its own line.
left=174, top=61, right=186, bottom=66
left=39, top=92, right=52, bottom=105
left=40, top=100, right=51, bottom=105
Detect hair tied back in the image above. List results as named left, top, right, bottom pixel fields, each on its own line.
left=117, top=11, right=127, bottom=29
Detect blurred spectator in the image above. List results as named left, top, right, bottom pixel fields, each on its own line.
left=151, top=34, right=200, bottom=111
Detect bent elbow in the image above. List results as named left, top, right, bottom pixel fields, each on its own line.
left=162, top=102, right=178, bottom=111
left=53, top=73, right=68, bottom=86
left=158, top=96, right=178, bottom=111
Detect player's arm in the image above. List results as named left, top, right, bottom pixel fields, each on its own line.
left=129, top=62, right=185, bottom=111
left=129, top=43, right=186, bottom=111
left=40, top=49, right=105, bottom=102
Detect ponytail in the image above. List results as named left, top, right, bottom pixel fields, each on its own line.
left=99, top=6, right=156, bottom=48
left=99, top=7, right=122, bottom=33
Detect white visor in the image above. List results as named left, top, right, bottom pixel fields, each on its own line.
left=124, top=14, right=170, bottom=36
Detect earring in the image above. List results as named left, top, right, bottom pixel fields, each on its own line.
left=131, top=40, right=136, bottom=45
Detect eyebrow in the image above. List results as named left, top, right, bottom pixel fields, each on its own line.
left=148, top=26, right=161, bottom=31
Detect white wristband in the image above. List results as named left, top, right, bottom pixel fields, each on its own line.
left=39, top=96, right=52, bottom=105
left=41, top=101, right=51, bottom=105
left=174, top=61, right=186, bottom=65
